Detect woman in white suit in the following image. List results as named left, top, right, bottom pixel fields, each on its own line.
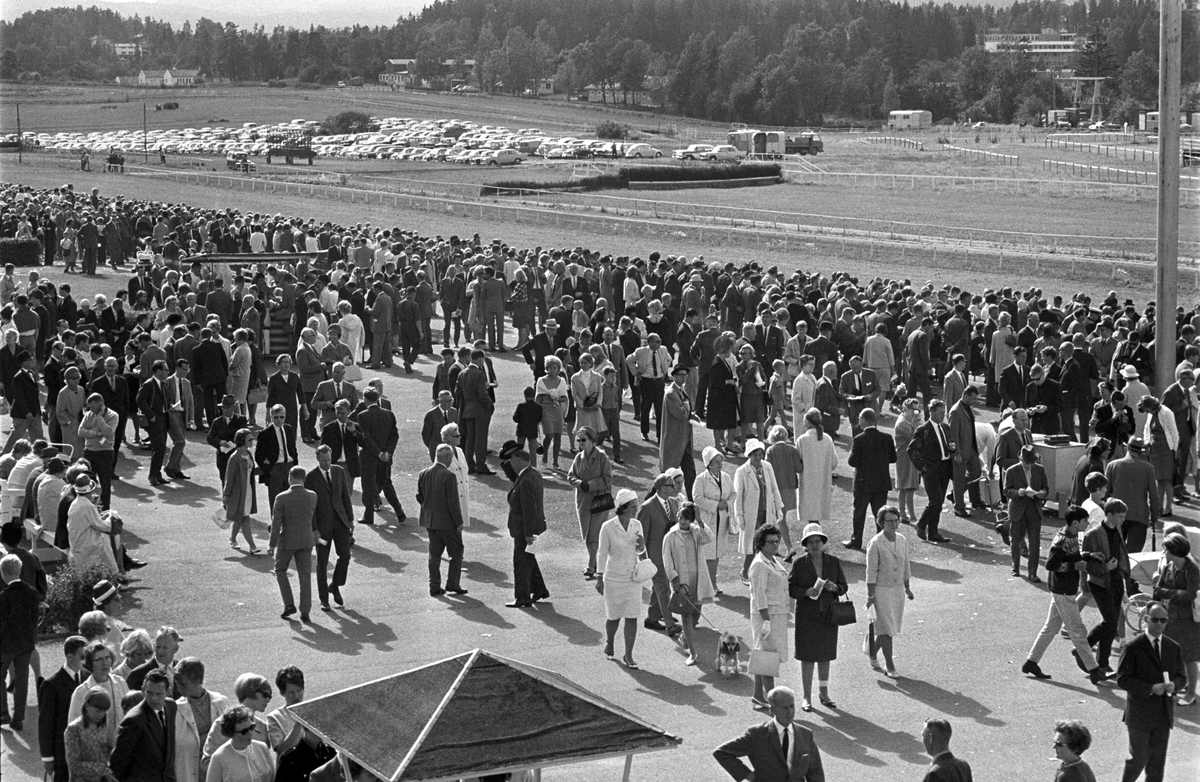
left=693, top=446, right=736, bottom=596
left=796, top=408, right=839, bottom=523
left=596, top=489, right=646, bottom=668
left=732, top=438, right=783, bottom=585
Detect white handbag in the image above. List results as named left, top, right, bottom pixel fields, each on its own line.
left=632, top=556, right=658, bottom=583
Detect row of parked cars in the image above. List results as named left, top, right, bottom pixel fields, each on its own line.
left=33, top=120, right=322, bottom=157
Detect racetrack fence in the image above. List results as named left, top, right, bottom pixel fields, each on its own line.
left=939, top=145, right=1019, bottom=165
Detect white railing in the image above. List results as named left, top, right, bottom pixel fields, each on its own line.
left=863, top=136, right=925, bottom=151
left=939, top=145, right=1019, bottom=165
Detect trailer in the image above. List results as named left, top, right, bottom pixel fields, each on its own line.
left=727, top=125, right=823, bottom=157
left=887, top=110, right=933, bottom=130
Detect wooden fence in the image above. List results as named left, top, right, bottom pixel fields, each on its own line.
left=1045, top=137, right=1158, bottom=162
left=939, top=145, right=1019, bottom=165
left=863, top=136, right=925, bottom=151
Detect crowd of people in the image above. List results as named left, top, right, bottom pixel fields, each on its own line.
left=0, top=178, right=1197, bottom=782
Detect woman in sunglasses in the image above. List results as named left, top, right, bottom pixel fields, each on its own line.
left=205, top=705, right=275, bottom=782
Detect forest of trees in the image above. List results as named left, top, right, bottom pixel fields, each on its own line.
left=1, top=0, right=1197, bottom=126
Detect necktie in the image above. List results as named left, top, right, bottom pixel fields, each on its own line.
left=936, top=424, right=948, bottom=460
left=157, top=709, right=166, bottom=733
left=336, top=383, right=342, bottom=398
left=781, top=727, right=789, bottom=763
left=324, top=469, right=331, bottom=486
left=651, top=350, right=658, bottom=379
left=855, top=373, right=861, bottom=393
left=75, top=671, right=83, bottom=686
left=277, top=425, right=287, bottom=461
left=1154, top=638, right=1161, bottom=660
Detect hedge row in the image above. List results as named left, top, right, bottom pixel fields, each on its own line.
left=482, top=161, right=783, bottom=196
left=482, top=173, right=626, bottom=196
left=0, top=238, right=42, bottom=267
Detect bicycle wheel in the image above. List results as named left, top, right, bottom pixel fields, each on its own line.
left=1123, top=592, right=1153, bottom=635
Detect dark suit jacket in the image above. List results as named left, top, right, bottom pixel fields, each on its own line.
left=1117, top=632, right=1187, bottom=731
left=1004, top=462, right=1048, bottom=523
left=421, top=405, right=459, bottom=455
left=636, top=496, right=674, bottom=569
left=353, top=404, right=399, bottom=464
left=108, top=700, right=177, bottom=782
left=507, top=467, right=546, bottom=539
left=1026, top=379, right=1063, bottom=435
left=907, top=420, right=952, bottom=476
left=305, top=464, right=354, bottom=537
left=191, top=341, right=229, bottom=385
left=1161, top=382, right=1196, bottom=440
left=417, top=462, right=464, bottom=531
left=848, top=427, right=896, bottom=495
left=321, top=420, right=361, bottom=477
left=254, top=424, right=298, bottom=484
left=713, top=720, right=825, bottom=782
left=38, top=667, right=78, bottom=768
left=9, top=369, right=40, bottom=418
left=125, top=661, right=181, bottom=698
left=458, top=364, right=495, bottom=419
left=135, top=377, right=168, bottom=428
left=922, top=751, right=974, bottom=782
left=947, top=400, right=978, bottom=458
left=999, top=363, right=1030, bottom=409
left=520, top=332, right=556, bottom=374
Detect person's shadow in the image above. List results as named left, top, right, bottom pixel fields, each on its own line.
left=291, top=608, right=398, bottom=655
left=809, top=709, right=928, bottom=767
left=876, top=677, right=1006, bottom=727
left=618, top=663, right=727, bottom=717
left=521, top=601, right=604, bottom=646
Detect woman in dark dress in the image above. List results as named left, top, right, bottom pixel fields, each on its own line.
left=788, top=522, right=848, bottom=713
left=1070, top=438, right=1109, bottom=505
left=265, top=353, right=305, bottom=433
left=706, top=333, right=741, bottom=455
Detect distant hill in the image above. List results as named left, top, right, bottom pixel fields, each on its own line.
left=1, top=0, right=428, bottom=28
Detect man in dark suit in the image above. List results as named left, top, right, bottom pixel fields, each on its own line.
left=108, top=669, right=177, bottom=782
left=519, top=321, right=560, bottom=379
left=458, top=350, right=496, bottom=475
left=1025, top=363, right=1062, bottom=436
left=948, top=386, right=984, bottom=516
left=920, top=718, right=973, bottom=782
left=136, top=359, right=170, bottom=485
left=38, top=635, right=88, bottom=782
left=321, top=401, right=360, bottom=491
left=3, top=350, right=43, bottom=454
left=205, top=395, right=247, bottom=484
left=125, top=626, right=181, bottom=696
left=353, top=388, right=406, bottom=526
left=999, top=347, right=1031, bottom=411
left=714, top=686, right=825, bottom=782
left=191, top=329, right=229, bottom=429
left=269, top=466, right=317, bottom=622
left=845, top=409, right=895, bottom=549
left=256, top=404, right=299, bottom=509
left=905, top=317, right=934, bottom=414
left=907, top=399, right=954, bottom=543
left=1160, top=366, right=1196, bottom=504
left=306, top=445, right=355, bottom=611
left=203, top=278, right=233, bottom=329
left=506, top=449, right=548, bottom=608
left=417, top=445, right=468, bottom=598
left=421, top=391, right=459, bottom=462
left=1117, top=600, right=1188, bottom=782
left=838, top=357, right=877, bottom=438
left=1057, top=341, right=1091, bottom=442
left=1004, top=445, right=1049, bottom=582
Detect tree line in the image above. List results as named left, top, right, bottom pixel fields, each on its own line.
left=1, top=1, right=1197, bottom=126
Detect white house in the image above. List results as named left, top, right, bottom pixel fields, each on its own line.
left=164, top=69, right=199, bottom=86
left=583, top=83, right=649, bottom=106
left=138, top=70, right=165, bottom=87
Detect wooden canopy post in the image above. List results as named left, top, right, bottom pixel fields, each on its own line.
left=622, top=754, right=633, bottom=781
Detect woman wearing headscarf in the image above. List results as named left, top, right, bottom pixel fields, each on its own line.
left=567, top=425, right=612, bottom=579
left=571, top=353, right=607, bottom=439
left=788, top=523, right=849, bottom=712
left=596, top=489, right=646, bottom=668
left=796, top=407, right=838, bottom=524
left=693, top=446, right=736, bottom=596
left=662, top=502, right=714, bottom=666
left=893, top=397, right=923, bottom=525
left=732, top=438, right=783, bottom=586
left=866, top=506, right=914, bottom=678
left=336, top=301, right=365, bottom=365
left=67, top=473, right=125, bottom=583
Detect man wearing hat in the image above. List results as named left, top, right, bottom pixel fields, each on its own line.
left=1103, top=436, right=1159, bottom=555
left=1004, top=444, right=1049, bottom=581
left=659, top=364, right=697, bottom=500
left=519, top=320, right=560, bottom=379
left=3, top=349, right=42, bottom=454
left=206, top=394, right=248, bottom=484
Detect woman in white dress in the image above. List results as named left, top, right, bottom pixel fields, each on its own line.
left=68, top=642, right=129, bottom=747
left=571, top=353, right=607, bottom=438
left=866, top=506, right=914, bottom=678
left=796, top=407, right=839, bottom=523
left=441, top=422, right=471, bottom=528
left=228, top=329, right=252, bottom=417
left=596, top=489, right=646, bottom=668
left=336, top=301, right=365, bottom=365
left=732, top=438, right=783, bottom=585
left=693, top=446, right=736, bottom=595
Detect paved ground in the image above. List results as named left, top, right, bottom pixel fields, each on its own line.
left=2, top=312, right=1198, bottom=780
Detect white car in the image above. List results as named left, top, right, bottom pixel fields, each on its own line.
left=485, top=149, right=523, bottom=166
left=703, top=144, right=743, bottom=162
left=672, top=144, right=714, bottom=160
left=624, top=143, right=662, bottom=158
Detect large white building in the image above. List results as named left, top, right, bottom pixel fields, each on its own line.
left=981, top=29, right=1083, bottom=72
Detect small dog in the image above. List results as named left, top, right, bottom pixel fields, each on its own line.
left=716, top=632, right=743, bottom=678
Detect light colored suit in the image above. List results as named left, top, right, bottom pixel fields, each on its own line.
left=270, top=484, right=317, bottom=614
left=173, top=691, right=230, bottom=782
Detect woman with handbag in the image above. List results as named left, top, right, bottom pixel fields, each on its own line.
left=222, top=428, right=260, bottom=554
left=693, top=446, right=736, bottom=596
left=596, top=489, right=649, bottom=668
left=1138, top=395, right=1178, bottom=517
left=788, top=523, right=849, bottom=712
left=1153, top=532, right=1199, bottom=705
left=571, top=353, right=607, bottom=439
left=733, top=439, right=783, bottom=585
left=748, top=523, right=789, bottom=709
left=866, top=506, right=914, bottom=678
left=567, top=425, right=613, bottom=579
left=662, top=502, right=714, bottom=666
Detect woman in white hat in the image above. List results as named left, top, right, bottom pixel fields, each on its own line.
left=788, top=523, right=849, bottom=712
left=596, top=488, right=646, bottom=668
left=796, top=407, right=839, bottom=524
left=693, top=446, right=735, bottom=595
left=732, top=438, right=783, bottom=585
left=66, top=473, right=125, bottom=583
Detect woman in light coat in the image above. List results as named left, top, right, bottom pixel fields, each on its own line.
left=796, top=407, right=839, bottom=523
left=791, top=356, right=818, bottom=437
left=336, top=301, right=365, bottom=365
left=228, top=329, right=252, bottom=417
left=174, top=659, right=232, bottom=782
left=748, top=523, right=790, bottom=708
left=596, top=489, right=645, bottom=668
left=693, top=446, right=735, bottom=595
left=571, top=353, right=607, bottom=437
left=732, top=438, right=784, bottom=584
left=221, top=428, right=259, bottom=554
left=866, top=506, right=914, bottom=678
left=662, top=502, right=714, bottom=666
left=55, top=366, right=87, bottom=460
left=67, top=474, right=122, bottom=582
left=567, top=426, right=613, bottom=578
left=1139, top=394, right=1179, bottom=517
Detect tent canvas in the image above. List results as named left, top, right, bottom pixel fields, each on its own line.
left=288, top=649, right=682, bottom=782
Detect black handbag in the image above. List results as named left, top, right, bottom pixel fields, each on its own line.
left=823, top=597, right=858, bottom=627
left=589, top=491, right=615, bottom=514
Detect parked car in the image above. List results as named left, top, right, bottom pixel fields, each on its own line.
left=485, top=149, right=523, bottom=166
left=624, top=143, right=663, bottom=158
left=672, top=144, right=714, bottom=160
left=703, top=144, right=744, bottom=162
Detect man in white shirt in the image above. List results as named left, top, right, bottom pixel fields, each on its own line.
left=791, top=355, right=818, bottom=438
left=713, top=686, right=825, bottom=781
left=164, top=358, right=194, bottom=481
left=628, top=334, right=671, bottom=441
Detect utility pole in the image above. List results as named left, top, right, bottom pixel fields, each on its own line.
left=15, top=103, right=21, bottom=163
left=1155, top=0, right=1181, bottom=395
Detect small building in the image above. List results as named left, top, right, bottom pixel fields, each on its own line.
left=981, top=29, right=1083, bottom=72
left=114, top=43, right=142, bottom=58
left=378, top=58, right=476, bottom=90
left=378, top=58, right=414, bottom=87
left=164, top=69, right=199, bottom=86
left=583, top=83, right=649, bottom=106
left=138, top=70, right=165, bottom=87
left=888, top=110, right=933, bottom=130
